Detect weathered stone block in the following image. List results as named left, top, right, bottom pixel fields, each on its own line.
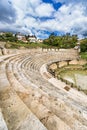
left=59, top=61, right=67, bottom=68
left=49, top=63, right=57, bottom=70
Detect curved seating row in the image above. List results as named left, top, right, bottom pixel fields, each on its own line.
left=0, top=50, right=87, bottom=130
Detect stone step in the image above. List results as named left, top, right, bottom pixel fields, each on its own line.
left=6, top=54, right=87, bottom=130
left=0, top=59, right=47, bottom=130
left=0, top=88, right=47, bottom=130
left=0, top=50, right=86, bottom=130
left=0, top=109, right=8, bottom=130
left=0, top=61, right=10, bottom=92
left=6, top=58, right=71, bottom=130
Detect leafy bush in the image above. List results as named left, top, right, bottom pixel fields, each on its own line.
left=80, top=39, right=87, bottom=52
left=80, top=43, right=87, bottom=52
left=43, top=33, right=77, bottom=48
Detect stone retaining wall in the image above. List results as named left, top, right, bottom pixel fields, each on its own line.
left=48, top=59, right=87, bottom=92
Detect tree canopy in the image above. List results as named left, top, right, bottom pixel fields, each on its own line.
left=43, top=33, right=78, bottom=48
left=80, top=38, right=87, bottom=52
left=0, top=32, right=17, bottom=42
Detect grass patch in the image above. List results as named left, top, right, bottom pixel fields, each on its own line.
left=80, top=52, right=87, bottom=60
left=5, top=41, right=58, bottom=49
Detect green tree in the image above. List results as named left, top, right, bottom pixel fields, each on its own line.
left=43, top=33, right=78, bottom=49
left=0, top=32, right=17, bottom=42
left=80, top=39, right=87, bottom=52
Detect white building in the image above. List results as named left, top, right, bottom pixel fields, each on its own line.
left=28, top=35, right=37, bottom=43
left=0, top=32, right=5, bottom=35
left=16, top=33, right=27, bottom=42
left=37, top=39, right=43, bottom=43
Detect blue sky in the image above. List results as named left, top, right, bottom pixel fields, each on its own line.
left=0, top=0, right=87, bottom=39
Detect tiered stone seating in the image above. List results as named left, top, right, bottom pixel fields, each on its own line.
left=0, top=49, right=87, bottom=130
left=6, top=57, right=72, bottom=130
left=0, top=55, right=47, bottom=130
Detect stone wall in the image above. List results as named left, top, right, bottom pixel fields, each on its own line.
left=48, top=59, right=87, bottom=92
left=7, top=48, right=78, bottom=55
left=0, top=42, right=8, bottom=55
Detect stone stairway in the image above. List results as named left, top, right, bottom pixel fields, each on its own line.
left=0, top=49, right=87, bottom=130
left=0, top=54, right=47, bottom=130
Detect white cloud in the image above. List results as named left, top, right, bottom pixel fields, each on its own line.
left=11, top=0, right=56, bottom=37
left=35, top=3, right=55, bottom=17
left=36, top=3, right=87, bottom=35
left=0, top=0, right=87, bottom=38
left=53, top=3, right=87, bottom=34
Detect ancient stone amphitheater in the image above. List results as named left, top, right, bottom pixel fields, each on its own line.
left=0, top=48, right=87, bottom=130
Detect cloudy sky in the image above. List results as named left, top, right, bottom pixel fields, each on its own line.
left=0, top=0, right=87, bottom=39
